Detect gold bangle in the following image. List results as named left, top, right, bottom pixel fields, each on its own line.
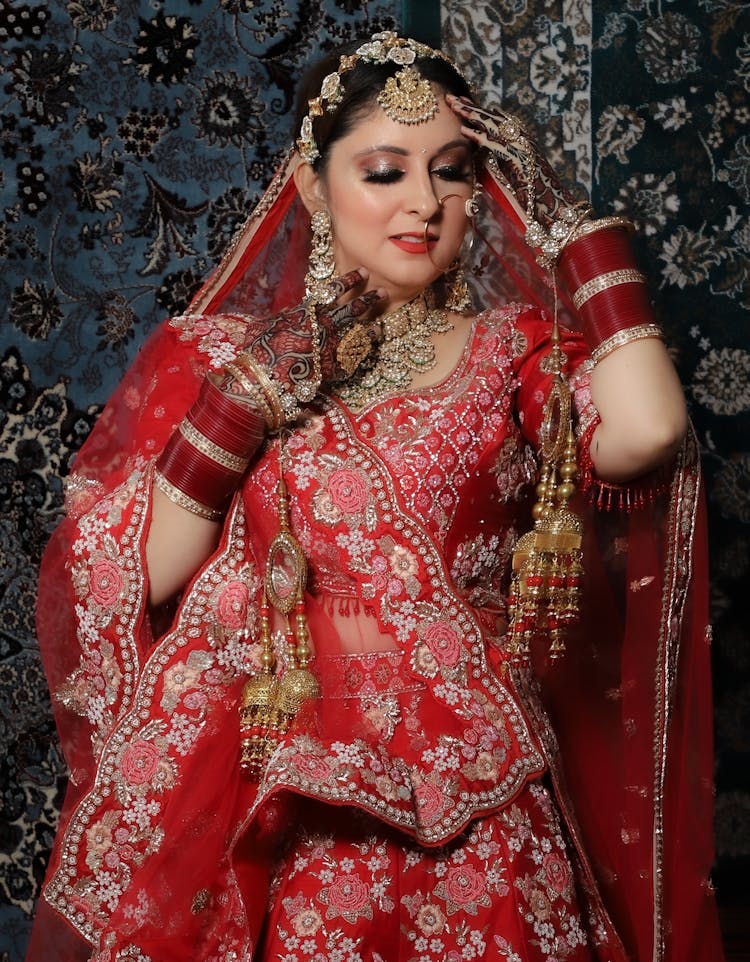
left=178, top=419, right=249, bottom=473
left=222, top=362, right=276, bottom=428
left=572, top=269, right=646, bottom=311
left=153, top=469, right=224, bottom=522
left=569, top=216, right=635, bottom=244
left=233, top=354, right=285, bottom=431
left=590, top=323, right=664, bottom=365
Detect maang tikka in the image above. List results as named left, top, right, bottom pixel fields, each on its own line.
left=377, top=66, right=438, bottom=125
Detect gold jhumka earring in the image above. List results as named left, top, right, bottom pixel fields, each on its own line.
left=505, top=303, right=583, bottom=661
left=304, top=209, right=336, bottom=306
left=239, top=441, right=320, bottom=776
left=444, top=260, right=472, bottom=313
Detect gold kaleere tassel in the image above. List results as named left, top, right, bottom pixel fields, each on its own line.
left=506, top=312, right=583, bottom=662
left=239, top=442, right=320, bottom=778
left=239, top=593, right=278, bottom=774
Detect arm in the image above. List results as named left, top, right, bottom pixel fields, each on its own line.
left=448, top=95, right=687, bottom=484
left=145, top=271, right=383, bottom=608
left=146, top=490, right=222, bottom=607
left=588, top=338, right=687, bottom=483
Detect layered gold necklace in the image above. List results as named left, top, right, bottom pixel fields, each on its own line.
left=336, top=293, right=452, bottom=410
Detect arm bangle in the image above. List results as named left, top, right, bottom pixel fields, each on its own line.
left=572, top=269, right=646, bottom=311
left=590, top=323, right=664, bottom=365
left=153, top=469, right=225, bottom=522
left=178, top=419, right=250, bottom=473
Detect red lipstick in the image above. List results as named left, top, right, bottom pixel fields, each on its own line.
left=389, top=232, right=437, bottom=254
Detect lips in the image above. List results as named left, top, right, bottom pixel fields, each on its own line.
left=389, top=232, right=438, bottom=254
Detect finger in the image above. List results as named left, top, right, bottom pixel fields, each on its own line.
left=347, top=288, right=386, bottom=319
left=328, top=288, right=385, bottom=330
left=328, top=267, right=369, bottom=299
left=446, top=94, right=486, bottom=120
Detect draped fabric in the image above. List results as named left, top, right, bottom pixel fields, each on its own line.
left=28, top=139, right=723, bottom=960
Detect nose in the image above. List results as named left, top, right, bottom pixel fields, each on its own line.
left=408, top=169, right=440, bottom=222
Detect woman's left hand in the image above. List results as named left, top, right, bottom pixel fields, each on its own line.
left=446, top=94, right=590, bottom=258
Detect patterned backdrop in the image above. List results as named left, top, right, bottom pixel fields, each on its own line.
left=1, top=1, right=748, bottom=959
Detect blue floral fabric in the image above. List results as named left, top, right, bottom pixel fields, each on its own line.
left=1, top=0, right=749, bottom=958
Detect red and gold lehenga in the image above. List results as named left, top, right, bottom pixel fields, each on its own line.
left=30, top=152, right=723, bottom=962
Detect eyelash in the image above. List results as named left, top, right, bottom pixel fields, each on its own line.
left=363, top=165, right=472, bottom=185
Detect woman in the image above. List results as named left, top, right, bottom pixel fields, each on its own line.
left=31, top=32, right=722, bottom=962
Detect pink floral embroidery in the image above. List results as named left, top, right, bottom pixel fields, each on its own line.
left=84, top=818, right=114, bottom=871
left=388, top=544, right=418, bottom=579
left=440, top=863, right=490, bottom=913
left=291, top=905, right=323, bottom=937
left=215, top=580, right=249, bottom=630
left=161, top=662, right=202, bottom=712
left=543, top=850, right=573, bottom=896
left=321, top=873, right=372, bottom=921
left=415, top=902, right=446, bottom=935
left=120, top=739, right=160, bottom=786
left=292, top=753, right=333, bottom=782
left=414, top=782, right=444, bottom=826
left=326, top=467, right=369, bottom=514
left=89, top=558, right=124, bottom=607
left=422, top=620, right=462, bottom=667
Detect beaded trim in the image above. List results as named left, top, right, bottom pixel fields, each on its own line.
left=178, top=419, right=249, bottom=473
left=569, top=215, right=634, bottom=244
left=590, top=323, right=664, bottom=365
left=153, top=469, right=224, bottom=521
left=572, top=268, right=646, bottom=310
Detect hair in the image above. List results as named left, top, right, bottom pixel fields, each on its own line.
left=294, top=40, right=475, bottom=172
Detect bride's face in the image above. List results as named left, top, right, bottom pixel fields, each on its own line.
left=317, top=93, right=474, bottom=308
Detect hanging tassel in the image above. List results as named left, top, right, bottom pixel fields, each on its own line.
left=506, top=303, right=583, bottom=662
left=239, top=440, right=320, bottom=778
left=239, top=595, right=279, bottom=774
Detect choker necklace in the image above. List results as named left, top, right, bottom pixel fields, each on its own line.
left=336, top=293, right=452, bottom=410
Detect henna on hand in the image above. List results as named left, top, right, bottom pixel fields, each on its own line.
left=216, top=269, right=385, bottom=426
left=447, top=95, right=591, bottom=265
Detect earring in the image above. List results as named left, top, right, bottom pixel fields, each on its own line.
left=445, top=259, right=472, bottom=313
left=304, top=209, right=336, bottom=306
left=465, top=178, right=482, bottom=219
left=446, top=182, right=481, bottom=313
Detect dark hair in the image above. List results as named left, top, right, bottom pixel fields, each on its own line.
left=294, top=40, right=475, bottom=172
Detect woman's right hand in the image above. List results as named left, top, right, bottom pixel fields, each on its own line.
left=224, top=268, right=385, bottom=424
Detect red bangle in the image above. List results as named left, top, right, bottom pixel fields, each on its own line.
left=154, top=377, right=267, bottom=519
left=186, top=378, right=266, bottom=457
left=559, top=228, right=656, bottom=350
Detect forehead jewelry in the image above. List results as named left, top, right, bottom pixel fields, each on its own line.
left=297, top=31, right=466, bottom=164
left=377, top=66, right=438, bottom=125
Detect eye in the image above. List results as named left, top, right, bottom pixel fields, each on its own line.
left=363, top=167, right=404, bottom=184
left=431, top=163, right=472, bottom=183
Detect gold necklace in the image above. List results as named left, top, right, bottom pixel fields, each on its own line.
left=336, top=293, right=452, bottom=410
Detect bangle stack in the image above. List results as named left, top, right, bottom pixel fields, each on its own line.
left=559, top=224, right=664, bottom=364
left=154, top=377, right=267, bottom=520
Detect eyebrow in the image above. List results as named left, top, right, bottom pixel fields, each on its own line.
left=354, top=138, right=472, bottom=158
